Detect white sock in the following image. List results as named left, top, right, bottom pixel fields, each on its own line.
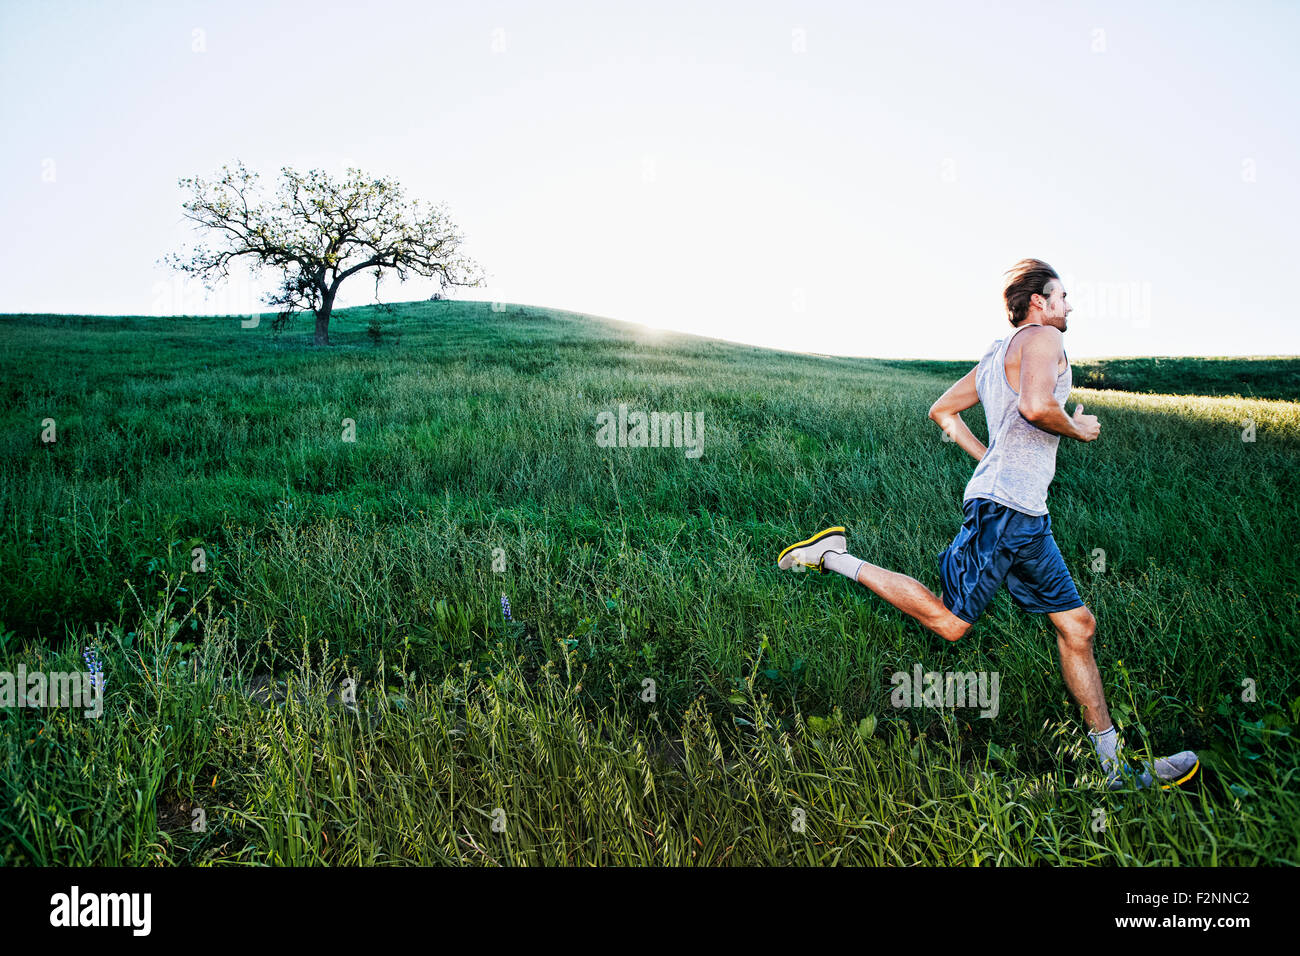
left=821, top=550, right=865, bottom=582
left=1088, top=725, right=1119, bottom=769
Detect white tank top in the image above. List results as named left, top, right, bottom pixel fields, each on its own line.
left=962, top=324, right=1072, bottom=516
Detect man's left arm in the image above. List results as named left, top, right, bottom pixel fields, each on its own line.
left=928, top=367, right=986, bottom=463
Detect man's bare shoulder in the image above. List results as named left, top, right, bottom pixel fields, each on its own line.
left=1017, top=324, right=1064, bottom=353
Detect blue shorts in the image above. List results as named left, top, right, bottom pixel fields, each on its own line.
left=936, top=497, right=1084, bottom=625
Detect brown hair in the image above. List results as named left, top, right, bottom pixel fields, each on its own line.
left=1003, top=258, right=1060, bottom=326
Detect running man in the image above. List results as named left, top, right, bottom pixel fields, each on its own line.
left=778, top=258, right=1198, bottom=790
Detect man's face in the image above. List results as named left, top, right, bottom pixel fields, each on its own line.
left=1035, top=279, right=1072, bottom=332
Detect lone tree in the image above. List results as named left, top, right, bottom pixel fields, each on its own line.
left=166, top=161, right=483, bottom=345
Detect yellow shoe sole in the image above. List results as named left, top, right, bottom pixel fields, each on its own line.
left=777, top=526, right=846, bottom=572
left=1159, top=758, right=1200, bottom=790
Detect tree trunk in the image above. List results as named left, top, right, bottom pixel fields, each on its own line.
left=314, top=291, right=335, bottom=345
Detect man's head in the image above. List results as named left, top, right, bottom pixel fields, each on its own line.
left=1003, top=258, right=1072, bottom=332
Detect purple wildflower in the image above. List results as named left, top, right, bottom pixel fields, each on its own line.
left=82, top=644, right=106, bottom=691
left=500, top=594, right=513, bottom=623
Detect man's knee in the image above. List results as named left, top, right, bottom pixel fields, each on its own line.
left=935, top=612, right=972, bottom=643
left=1055, top=607, right=1097, bottom=648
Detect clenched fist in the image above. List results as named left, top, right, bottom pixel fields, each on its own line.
left=1073, top=403, right=1101, bottom=442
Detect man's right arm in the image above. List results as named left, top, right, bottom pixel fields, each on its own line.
left=1016, top=327, right=1101, bottom=442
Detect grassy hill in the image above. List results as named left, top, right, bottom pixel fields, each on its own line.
left=870, top=355, right=1300, bottom=402
left=1, top=300, right=1297, bottom=865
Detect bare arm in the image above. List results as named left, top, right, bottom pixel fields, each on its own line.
left=928, top=366, right=987, bottom=462
left=1016, top=326, right=1100, bottom=441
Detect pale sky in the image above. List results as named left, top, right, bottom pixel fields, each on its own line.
left=1, top=0, right=1296, bottom=359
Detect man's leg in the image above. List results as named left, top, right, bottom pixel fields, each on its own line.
left=1016, top=546, right=1125, bottom=772
left=839, top=557, right=972, bottom=643
left=1049, top=604, right=1111, bottom=733
left=777, top=528, right=972, bottom=642
left=1047, top=604, right=1198, bottom=789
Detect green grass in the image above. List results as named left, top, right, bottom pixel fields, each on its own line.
left=1, top=301, right=1297, bottom=865
left=1069, top=356, right=1300, bottom=401
left=872, top=355, right=1300, bottom=402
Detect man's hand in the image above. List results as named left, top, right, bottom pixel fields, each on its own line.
left=1072, top=403, right=1101, bottom=442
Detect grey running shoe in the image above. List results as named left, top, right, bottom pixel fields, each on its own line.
left=777, top=526, right=847, bottom=572
left=1106, top=750, right=1200, bottom=790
